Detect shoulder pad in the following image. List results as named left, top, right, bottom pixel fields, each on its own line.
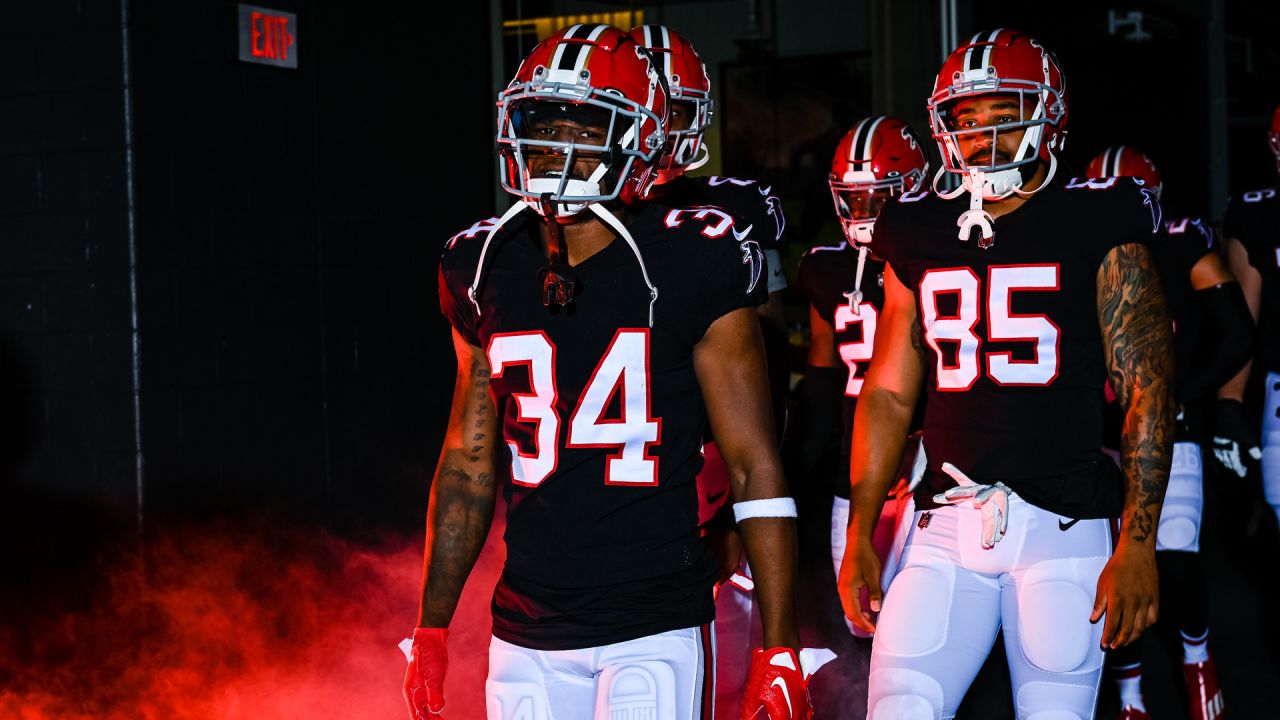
left=1063, top=176, right=1126, bottom=191
left=1239, top=187, right=1278, bottom=204
left=1165, top=216, right=1213, bottom=246
left=708, top=175, right=763, bottom=190
left=445, top=216, right=502, bottom=252
left=802, top=242, right=850, bottom=258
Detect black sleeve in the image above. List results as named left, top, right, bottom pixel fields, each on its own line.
left=1178, top=282, right=1254, bottom=404
left=438, top=262, right=480, bottom=347
left=689, top=232, right=771, bottom=338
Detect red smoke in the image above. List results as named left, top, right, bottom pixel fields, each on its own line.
left=0, top=511, right=506, bottom=720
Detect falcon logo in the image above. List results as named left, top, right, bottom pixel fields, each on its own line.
left=1140, top=187, right=1163, bottom=233
left=764, top=194, right=786, bottom=241
left=734, top=226, right=765, bottom=294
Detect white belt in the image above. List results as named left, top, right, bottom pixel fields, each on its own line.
left=931, top=462, right=1011, bottom=549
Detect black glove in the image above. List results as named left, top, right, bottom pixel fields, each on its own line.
left=1212, top=398, right=1261, bottom=479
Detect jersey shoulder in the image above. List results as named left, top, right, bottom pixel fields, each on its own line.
left=1060, top=175, right=1163, bottom=241
left=698, top=175, right=787, bottom=249
left=1223, top=186, right=1279, bottom=242
left=797, top=242, right=854, bottom=299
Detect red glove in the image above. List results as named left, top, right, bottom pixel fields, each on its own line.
left=741, top=647, right=812, bottom=720
left=403, top=627, right=448, bottom=719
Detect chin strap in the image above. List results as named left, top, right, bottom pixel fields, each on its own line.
left=539, top=194, right=577, bottom=309
left=468, top=201, right=533, bottom=316
left=842, top=244, right=870, bottom=314
left=683, top=142, right=711, bottom=172
left=587, top=203, right=660, bottom=327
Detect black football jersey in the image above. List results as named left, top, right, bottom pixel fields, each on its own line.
left=797, top=242, right=886, bottom=497
left=1223, top=186, right=1280, bottom=374
left=871, top=175, right=1161, bottom=518
left=655, top=174, right=787, bottom=253
left=1154, top=217, right=1217, bottom=403
left=439, top=202, right=768, bottom=650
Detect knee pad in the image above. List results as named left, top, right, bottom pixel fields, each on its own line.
left=1015, top=561, right=1098, bottom=673
left=875, top=555, right=955, bottom=657
left=597, top=660, right=676, bottom=720
left=1016, top=681, right=1095, bottom=720
left=867, top=668, right=944, bottom=720
left=487, top=675, right=551, bottom=720
left=1263, top=438, right=1280, bottom=508
left=1157, top=442, right=1203, bottom=552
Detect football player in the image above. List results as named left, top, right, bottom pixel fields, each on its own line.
left=1086, top=147, right=1250, bottom=720
left=628, top=25, right=793, bottom=716
left=795, top=116, right=929, bottom=636
left=836, top=29, right=1176, bottom=719
left=1217, top=102, right=1280, bottom=528
left=403, top=25, right=810, bottom=720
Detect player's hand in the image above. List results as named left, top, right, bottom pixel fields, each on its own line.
left=1212, top=398, right=1261, bottom=479
left=741, top=647, right=813, bottom=720
left=403, top=627, right=448, bottom=719
left=836, top=534, right=882, bottom=635
left=1090, top=542, right=1158, bottom=650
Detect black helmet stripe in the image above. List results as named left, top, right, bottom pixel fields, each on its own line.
left=965, top=28, right=1003, bottom=72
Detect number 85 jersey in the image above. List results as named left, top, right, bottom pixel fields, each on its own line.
left=439, top=202, right=768, bottom=651
left=870, top=175, right=1160, bottom=519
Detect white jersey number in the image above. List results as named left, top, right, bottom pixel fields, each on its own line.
left=920, top=264, right=1060, bottom=390
left=833, top=303, right=879, bottom=397
left=487, top=329, right=660, bottom=487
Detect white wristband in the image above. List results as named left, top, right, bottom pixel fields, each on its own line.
left=733, top=497, right=797, bottom=523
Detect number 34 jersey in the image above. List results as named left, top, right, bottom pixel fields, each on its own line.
left=439, top=202, right=768, bottom=651
left=870, top=175, right=1160, bottom=519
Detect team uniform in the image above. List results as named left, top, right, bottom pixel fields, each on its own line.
left=864, top=175, right=1160, bottom=719
left=1222, top=186, right=1280, bottom=521
left=439, top=201, right=767, bottom=718
left=797, top=243, right=887, bottom=498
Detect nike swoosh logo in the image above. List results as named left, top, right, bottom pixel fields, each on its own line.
left=732, top=224, right=753, bottom=241
left=770, top=676, right=793, bottom=716
left=705, top=489, right=727, bottom=505
left=1059, top=518, right=1080, bottom=531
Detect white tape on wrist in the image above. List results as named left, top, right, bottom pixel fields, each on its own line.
left=733, top=497, right=797, bottom=522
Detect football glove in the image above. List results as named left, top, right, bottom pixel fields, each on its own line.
left=1212, top=399, right=1261, bottom=479
left=403, top=627, right=448, bottom=719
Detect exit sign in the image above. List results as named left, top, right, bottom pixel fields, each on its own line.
left=238, top=5, right=297, bottom=69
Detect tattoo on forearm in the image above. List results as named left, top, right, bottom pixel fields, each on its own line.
left=910, top=317, right=927, bottom=360
left=1097, top=244, right=1175, bottom=543
left=423, top=357, right=499, bottom=626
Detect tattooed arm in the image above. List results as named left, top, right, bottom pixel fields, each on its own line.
left=416, top=328, right=501, bottom=628
left=1091, top=242, right=1175, bottom=649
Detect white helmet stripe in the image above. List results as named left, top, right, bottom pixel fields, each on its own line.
left=860, top=116, right=885, bottom=171
left=1112, top=145, right=1127, bottom=177
left=659, top=26, right=672, bottom=80
left=963, top=30, right=985, bottom=71
left=980, top=28, right=1003, bottom=71
left=848, top=117, right=870, bottom=165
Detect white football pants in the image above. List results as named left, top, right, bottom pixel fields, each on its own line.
left=868, top=493, right=1111, bottom=720
left=1263, top=372, right=1280, bottom=527
left=486, top=625, right=715, bottom=720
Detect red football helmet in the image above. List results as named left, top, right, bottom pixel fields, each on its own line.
left=829, top=116, right=928, bottom=244
left=1269, top=102, right=1280, bottom=175
left=629, top=25, right=713, bottom=182
left=928, top=28, right=1068, bottom=197
left=1085, top=146, right=1163, bottom=200
left=496, top=24, right=669, bottom=217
